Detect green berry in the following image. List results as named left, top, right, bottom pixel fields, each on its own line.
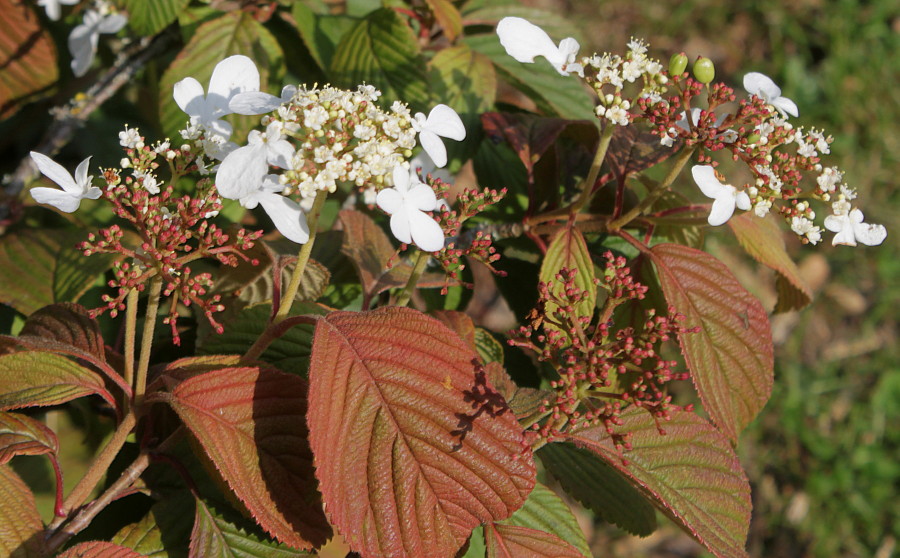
left=669, top=52, right=688, bottom=76
left=693, top=57, right=715, bottom=84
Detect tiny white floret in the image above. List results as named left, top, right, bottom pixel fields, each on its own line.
left=29, top=152, right=101, bottom=213
left=691, top=165, right=751, bottom=226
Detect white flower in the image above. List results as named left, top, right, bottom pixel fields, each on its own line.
left=68, top=9, right=128, bottom=77
left=743, top=72, right=798, bottom=118
left=376, top=165, right=445, bottom=252
left=241, top=175, right=310, bottom=244
left=119, top=126, right=143, bottom=149
left=691, top=165, right=751, bottom=226
left=173, top=55, right=262, bottom=139
left=824, top=208, right=886, bottom=247
left=497, top=17, right=584, bottom=77
left=38, top=0, right=79, bottom=21
left=29, top=152, right=101, bottom=213
left=411, top=104, right=465, bottom=169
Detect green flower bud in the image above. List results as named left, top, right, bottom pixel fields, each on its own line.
left=669, top=52, right=688, bottom=76
left=693, top=57, right=715, bottom=84
left=747, top=132, right=761, bottom=144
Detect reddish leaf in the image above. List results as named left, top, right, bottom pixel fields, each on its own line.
left=727, top=213, right=813, bottom=312
left=167, top=366, right=331, bottom=549
left=540, top=225, right=596, bottom=332
left=0, top=464, right=44, bottom=557
left=430, top=310, right=477, bottom=351
left=0, top=351, right=116, bottom=411
left=563, top=408, right=751, bottom=558
left=484, top=523, right=584, bottom=558
left=0, top=0, right=58, bottom=119
left=424, top=0, right=462, bottom=41
left=307, top=307, right=536, bottom=558
left=57, top=541, right=144, bottom=558
left=0, top=411, right=58, bottom=463
left=20, top=303, right=105, bottom=361
left=605, top=123, right=678, bottom=180
left=649, top=243, right=773, bottom=441
left=483, top=363, right=546, bottom=421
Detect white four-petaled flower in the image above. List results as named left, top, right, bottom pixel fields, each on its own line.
left=29, top=151, right=101, bottom=213
left=823, top=208, right=886, bottom=247
left=743, top=72, right=798, bottom=118
left=173, top=55, right=263, bottom=139
left=68, top=9, right=128, bottom=77
left=691, top=165, right=751, bottom=226
left=240, top=175, right=310, bottom=245
left=376, top=165, right=445, bottom=252
left=411, top=104, right=466, bottom=169
left=38, top=0, right=79, bottom=21
left=497, top=17, right=583, bottom=77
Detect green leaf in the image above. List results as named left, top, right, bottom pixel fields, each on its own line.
left=563, top=407, right=752, bottom=558
left=483, top=523, right=585, bottom=558
left=461, top=5, right=582, bottom=44
left=167, top=366, right=331, bottom=549
left=57, top=542, right=144, bottom=557
left=111, top=492, right=193, bottom=557
left=727, top=213, right=813, bottom=313
left=330, top=8, right=429, bottom=108
left=0, top=0, right=57, bottom=119
left=539, top=442, right=657, bottom=536
left=0, top=229, right=119, bottom=316
left=292, top=3, right=357, bottom=71
left=465, top=34, right=594, bottom=121
left=307, top=307, right=536, bottom=558
left=500, top=482, right=590, bottom=556
left=190, top=497, right=312, bottom=557
left=0, top=411, right=58, bottom=464
left=0, top=352, right=115, bottom=411
left=540, top=226, right=596, bottom=332
left=0, top=464, right=44, bottom=557
left=159, top=12, right=285, bottom=141
left=429, top=44, right=496, bottom=115
left=124, top=0, right=191, bottom=36
left=474, top=328, right=504, bottom=365
left=647, top=190, right=706, bottom=249
left=649, top=243, right=774, bottom=441
left=482, top=363, right=547, bottom=420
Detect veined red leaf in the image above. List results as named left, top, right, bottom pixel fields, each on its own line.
left=0, top=0, right=57, bottom=119
left=0, top=411, right=58, bottom=463
left=484, top=523, right=584, bottom=558
left=606, top=123, right=678, bottom=181
left=0, top=464, right=44, bottom=557
left=727, top=213, right=813, bottom=313
left=57, top=541, right=144, bottom=558
left=540, top=226, right=597, bottom=332
left=483, top=362, right=546, bottom=421
left=499, top=482, right=590, bottom=556
left=564, top=407, right=751, bottom=558
left=649, top=243, right=773, bottom=441
left=20, top=303, right=105, bottom=361
left=430, top=310, right=477, bottom=351
left=0, top=352, right=115, bottom=411
left=167, top=366, right=331, bottom=549
left=307, top=307, right=536, bottom=558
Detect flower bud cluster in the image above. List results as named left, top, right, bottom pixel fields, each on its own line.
left=508, top=254, right=695, bottom=451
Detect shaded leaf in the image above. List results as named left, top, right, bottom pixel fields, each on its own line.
left=0, top=351, right=115, bottom=411
left=111, top=492, right=193, bottom=557
left=483, top=362, right=546, bottom=420
left=0, top=0, right=57, bottom=119
left=484, top=523, right=584, bottom=558
left=57, top=542, right=145, bottom=558
left=124, top=0, right=191, bottom=35
left=426, top=0, right=462, bottom=41
left=330, top=8, right=428, bottom=109
left=20, top=303, right=105, bottom=361
left=0, top=411, right=58, bottom=463
left=429, top=44, right=495, bottom=114
left=648, top=190, right=706, bottom=249
left=159, top=12, right=284, bottom=142
left=539, top=442, right=656, bottom=536
left=292, top=3, right=357, bottom=71
left=605, top=124, right=678, bottom=181
left=0, top=465, right=43, bottom=557
left=474, top=328, right=504, bottom=365
left=308, top=307, right=536, bottom=558
left=565, top=407, right=751, bottom=558
left=649, top=243, right=773, bottom=441
left=500, top=482, right=590, bottom=556
left=727, top=213, right=812, bottom=312
left=167, top=366, right=331, bottom=549
left=0, top=229, right=118, bottom=316
left=461, top=5, right=582, bottom=43
left=540, top=226, right=596, bottom=331
left=190, top=497, right=312, bottom=558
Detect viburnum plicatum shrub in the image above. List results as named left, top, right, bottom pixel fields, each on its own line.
left=0, top=2, right=886, bottom=558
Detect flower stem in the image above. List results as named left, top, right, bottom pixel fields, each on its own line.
left=572, top=123, right=616, bottom=213
left=123, top=288, right=138, bottom=391
left=274, top=190, right=327, bottom=323
left=607, top=144, right=697, bottom=231
left=134, top=276, right=162, bottom=408
left=395, top=250, right=430, bottom=307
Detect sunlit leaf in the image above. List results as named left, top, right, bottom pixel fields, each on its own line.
left=540, top=226, right=596, bottom=333
left=0, top=351, right=115, bottom=411
left=484, top=523, right=584, bottom=558
left=650, top=243, right=773, bottom=441
left=307, top=307, right=536, bottom=558
left=57, top=541, right=145, bottom=558
left=0, top=0, right=57, bottom=119
left=429, top=44, right=496, bottom=114
left=167, top=366, right=331, bottom=549
left=539, top=442, right=657, bottom=536
left=0, top=465, right=43, bottom=557
left=0, top=411, right=58, bottom=463
left=124, top=0, right=191, bottom=35
left=330, top=8, right=428, bottom=109
left=426, top=0, right=462, bottom=41
left=563, top=407, right=751, bottom=558
left=727, top=213, right=812, bottom=312
left=499, top=482, right=590, bottom=556
left=292, top=3, right=357, bottom=71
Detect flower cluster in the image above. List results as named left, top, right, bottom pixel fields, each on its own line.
left=508, top=255, right=695, bottom=451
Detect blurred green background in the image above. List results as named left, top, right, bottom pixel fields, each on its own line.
left=544, top=0, right=898, bottom=556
